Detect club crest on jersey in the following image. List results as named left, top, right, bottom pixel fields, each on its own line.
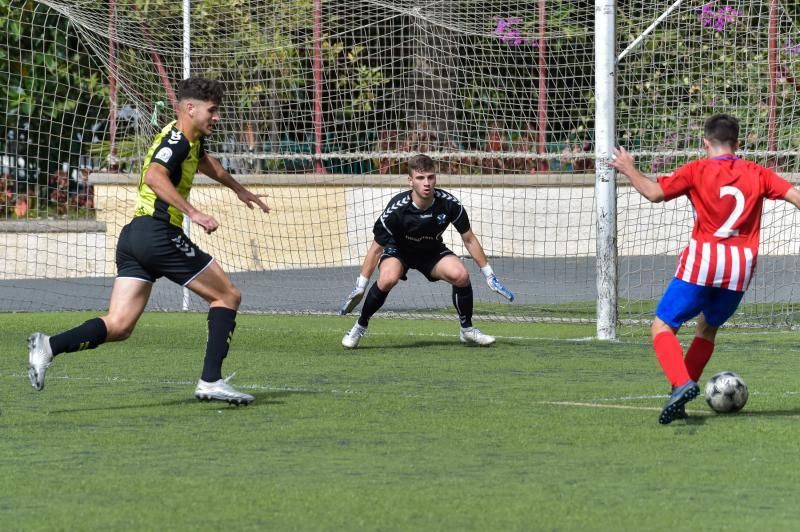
left=155, top=147, right=173, bottom=163
left=437, top=213, right=447, bottom=224
left=168, top=130, right=182, bottom=145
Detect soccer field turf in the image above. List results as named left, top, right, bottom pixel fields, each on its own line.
left=2, top=312, right=799, bottom=530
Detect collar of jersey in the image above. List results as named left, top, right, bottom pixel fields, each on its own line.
left=412, top=198, right=435, bottom=210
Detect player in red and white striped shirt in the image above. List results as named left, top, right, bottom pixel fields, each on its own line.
left=610, top=114, right=800, bottom=424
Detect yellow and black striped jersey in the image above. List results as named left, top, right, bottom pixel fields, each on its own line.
left=134, top=120, right=206, bottom=227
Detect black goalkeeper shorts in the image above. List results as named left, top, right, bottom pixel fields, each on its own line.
left=379, top=245, right=455, bottom=282
left=116, top=215, right=214, bottom=286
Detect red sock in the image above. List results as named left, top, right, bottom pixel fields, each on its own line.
left=684, top=337, right=714, bottom=382
left=653, top=331, right=691, bottom=387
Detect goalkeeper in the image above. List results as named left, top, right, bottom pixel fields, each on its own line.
left=339, top=154, right=513, bottom=348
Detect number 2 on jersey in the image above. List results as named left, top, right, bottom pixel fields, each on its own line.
left=714, top=185, right=744, bottom=238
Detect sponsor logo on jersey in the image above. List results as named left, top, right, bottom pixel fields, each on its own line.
left=437, top=213, right=447, bottom=224
left=168, top=130, right=182, bottom=145
left=405, top=234, right=437, bottom=242
left=155, top=147, right=173, bottom=163
left=419, top=214, right=432, bottom=218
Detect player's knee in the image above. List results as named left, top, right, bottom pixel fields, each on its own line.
left=377, top=277, right=398, bottom=291
left=225, top=285, right=242, bottom=310
left=695, top=320, right=718, bottom=341
left=451, top=271, right=470, bottom=287
left=650, top=318, right=674, bottom=341
left=104, top=317, right=135, bottom=341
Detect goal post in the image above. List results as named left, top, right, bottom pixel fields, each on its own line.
left=595, top=0, right=617, bottom=340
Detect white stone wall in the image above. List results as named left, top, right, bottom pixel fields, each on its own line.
left=3, top=184, right=799, bottom=280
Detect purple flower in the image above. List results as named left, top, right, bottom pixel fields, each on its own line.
left=494, top=16, right=538, bottom=47
left=698, top=3, right=740, bottom=32
left=785, top=38, right=800, bottom=55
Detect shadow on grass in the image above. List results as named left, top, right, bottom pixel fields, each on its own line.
left=680, top=409, right=800, bottom=424
left=725, top=409, right=800, bottom=418
left=45, top=390, right=319, bottom=414
left=343, top=339, right=456, bottom=351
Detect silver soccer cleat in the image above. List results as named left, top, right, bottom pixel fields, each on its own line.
left=28, top=332, right=54, bottom=391
left=459, top=327, right=496, bottom=346
left=342, top=323, right=367, bottom=349
left=194, top=375, right=254, bottom=405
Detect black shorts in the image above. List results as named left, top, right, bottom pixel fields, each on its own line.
left=379, top=245, right=455, bottom=282
left=116, top=216, right=214, bottom=286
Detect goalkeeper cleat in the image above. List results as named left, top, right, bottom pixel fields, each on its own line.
left=487, top=274, right=514, bottom=302
left=342, top=323, right=367, bottom=349
left=27, top=332, right=53, bottom=391
left=194, top=375, right=254, bottom=405
left=339, top=287, right=366, bottom=315
left=459, top=327, right=496, bottom=346
left=659, top=380, right=699, bottom=425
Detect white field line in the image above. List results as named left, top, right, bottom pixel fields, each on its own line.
left=541, top=401, right=663, bottom=413
left=541, top=390, right=779, bottom=415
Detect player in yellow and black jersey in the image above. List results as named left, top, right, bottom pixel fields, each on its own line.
left=27, top=77, right=270, bottom=405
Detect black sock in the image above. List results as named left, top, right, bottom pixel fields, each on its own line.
left=358, top=283, right=390, bottom=327
left=201, top=307, right=237, bottom=382
left=452, top=283, right=473, bottom=328
left=49, top=318, right=108, bottom=356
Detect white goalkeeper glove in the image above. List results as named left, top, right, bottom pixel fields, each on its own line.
left=481, top=264, right=514, bottom=302
left=339, top=274, right=369, bottom=315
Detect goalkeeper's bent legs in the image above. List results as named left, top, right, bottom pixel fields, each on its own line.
left=452, top=283, right=474, bottom=328
left=358, top=283, right=390, bottom=327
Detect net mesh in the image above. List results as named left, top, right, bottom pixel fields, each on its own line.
left=1, top=1, right=800, bottom=329
left=616, top=1, right=800, bottom=327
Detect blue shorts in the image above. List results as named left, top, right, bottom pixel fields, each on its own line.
left=656, top=278, right=745, bottom=328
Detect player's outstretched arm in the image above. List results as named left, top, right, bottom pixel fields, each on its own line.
left=783, top=187, right=800, bottom=210
left=198, top=154, right=271, bottom=213
left=144, top=164, right=219, bottom=234
left=461, top=230, right=514, bottom=302
left=339, top=240, right=384, bottom=315
left=608, top=146, right=665, bottom=203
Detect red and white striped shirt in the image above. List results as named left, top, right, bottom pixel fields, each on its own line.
left=658, top=156, right=792, bottom=292
left=675, top=238, right=755, bottom=291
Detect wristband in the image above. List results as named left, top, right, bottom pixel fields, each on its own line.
left=356, top=274, right=369, bottom=289
left=480, top=264, right=494, bottom=278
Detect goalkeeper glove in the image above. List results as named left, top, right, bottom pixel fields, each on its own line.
left=339, top=274, right=369, bottom=315
left=481, top=264, right=514, bottom=302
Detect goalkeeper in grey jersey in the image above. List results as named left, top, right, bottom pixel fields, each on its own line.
left=339, top=154, right=514, bottom=348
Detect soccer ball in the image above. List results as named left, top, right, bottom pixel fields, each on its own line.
left=704, top=371, right=748, bottom=413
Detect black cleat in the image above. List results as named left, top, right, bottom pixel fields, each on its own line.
left=659, top=380, right=699, bottom=425
left=671, top=386, right=690, bottom=420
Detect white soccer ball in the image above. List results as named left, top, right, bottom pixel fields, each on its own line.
left=704, top=371, right=748, bottom=413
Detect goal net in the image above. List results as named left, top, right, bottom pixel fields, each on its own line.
left=615, top=1, right=800, bottom=327
left=2, top=1, right=800, bottom=330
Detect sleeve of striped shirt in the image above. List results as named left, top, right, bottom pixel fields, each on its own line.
left=657, top=161, right=696, bottom=201
left=760, top=166, right=793, bottom=200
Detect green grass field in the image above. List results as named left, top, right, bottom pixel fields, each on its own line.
left=2, top=312, right=800, bottom=530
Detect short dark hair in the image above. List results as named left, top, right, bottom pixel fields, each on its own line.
left=704, top=114, right=739, bottom=148
left=408, top=154, right=435, bottom=175
left=177, top=77, right=224, bottom=104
